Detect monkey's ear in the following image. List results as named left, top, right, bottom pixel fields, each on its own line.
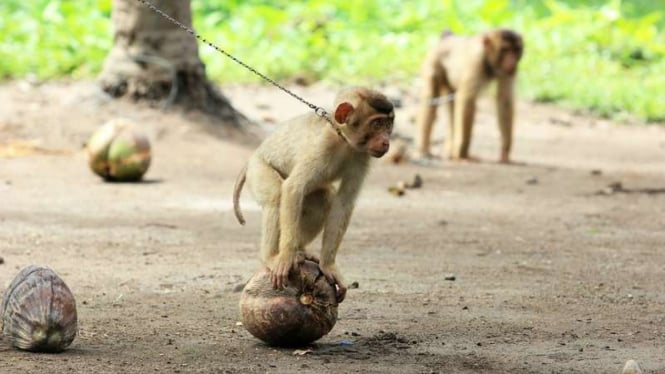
left=334, top=102, right=354, bottom=124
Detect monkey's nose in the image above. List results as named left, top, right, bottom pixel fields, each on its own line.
left=378, top=143, right=390, bottom=156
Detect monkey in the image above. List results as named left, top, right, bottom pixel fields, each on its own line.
left=233, top=87, right=395, bottom=303
left=414, top=28, right=524, bottom=163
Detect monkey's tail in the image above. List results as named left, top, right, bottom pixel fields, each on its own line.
left=233, top=164, right=248, bottom=225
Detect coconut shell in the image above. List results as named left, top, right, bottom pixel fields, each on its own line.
left=1, top=265, right=78, bottom=352
left=239, top=261, right=338, bottom=347
left=87, top=119, right=151, bottom=182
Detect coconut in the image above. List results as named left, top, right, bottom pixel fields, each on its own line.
left=87, top=119, right=151, bottom=181
left=239, top=261, right=338, bottom=347
left=1, top=265, right=77, bottom=352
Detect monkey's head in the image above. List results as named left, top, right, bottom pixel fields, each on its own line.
left=333, top=87, right=395, bottom=158
left=483, top=29, right=524, bottom=77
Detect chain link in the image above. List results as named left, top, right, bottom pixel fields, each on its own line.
left=135, top=0, right=347, bottom=142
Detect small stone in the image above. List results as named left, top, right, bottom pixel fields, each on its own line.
left=388, top=185, right=405, bottom=196
left=409, top=174, right=423, bottom=189
left=622, top=360, right=643, bottom=374
left=590, top=169, right=602, bottom=176
left=0, top=256, right=4, bottom=265
left=232, top=283, right=246, bottom=293
left=601, top=182, right=623, bottom=195
left=292, top=349, right=312, bottom=356
left=444, top=274, right=456, bottom=281
left=526, top=177, right=539, bottom=185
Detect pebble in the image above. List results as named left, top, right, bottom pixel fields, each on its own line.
left=622, top=360, right=643, bottom=374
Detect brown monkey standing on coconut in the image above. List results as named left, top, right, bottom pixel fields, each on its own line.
left=234, top=87, right=395, bottom=303
left=415, top=28, right=524, bottom=163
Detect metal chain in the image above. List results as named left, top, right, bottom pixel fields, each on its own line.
left=430, top=93, right=455, bottom=106
left=135, top=0, right=348, bottom=143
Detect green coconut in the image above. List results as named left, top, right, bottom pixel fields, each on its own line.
left=87, top=119, right=151, bottom=181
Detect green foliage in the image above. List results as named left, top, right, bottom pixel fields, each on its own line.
left=1, top=0, right=663, bottom=122
left=0, top=0, right=111, bottom=79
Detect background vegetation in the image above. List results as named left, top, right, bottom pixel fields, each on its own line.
left=1, top=0, right=663, bottom=122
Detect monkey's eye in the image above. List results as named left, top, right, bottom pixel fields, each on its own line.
left=371, top=118, right=392, bottom=131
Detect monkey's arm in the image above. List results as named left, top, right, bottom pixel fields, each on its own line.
left=271, top=163, right=324, bottom=288
left=496, top=77, right=515, bottom=163
left=451, top=87, right=477, bottom=159
left=319, top=167, right=367, bottom=302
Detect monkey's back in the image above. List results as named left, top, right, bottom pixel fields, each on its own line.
left=430, top=35, right=485, bottom=90
left=253, top=113, right=338, bottom=180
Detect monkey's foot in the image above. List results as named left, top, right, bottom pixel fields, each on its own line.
left=319, top=264, right=347, bottom=303
left=270, top=253, right=301, bottom=290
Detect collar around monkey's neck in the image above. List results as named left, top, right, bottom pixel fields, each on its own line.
left=312, top=106, right=351, bottom=145
left=323, top=113, right=351, bottom=145
left=331, top=122, right=351, bottom=145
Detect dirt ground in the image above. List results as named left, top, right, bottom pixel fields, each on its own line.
left=1, top=80, right=664, bottom=374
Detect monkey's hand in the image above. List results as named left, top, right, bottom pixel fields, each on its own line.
left=270, top=252, right=305, bottom=289
left=320, top=263, right=347, bottom=304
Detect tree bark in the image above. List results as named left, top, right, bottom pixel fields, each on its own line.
left=98, top=0, right=242, bottom=124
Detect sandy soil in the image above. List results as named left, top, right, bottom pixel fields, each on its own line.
left=1, top=80, right=664, bottom=374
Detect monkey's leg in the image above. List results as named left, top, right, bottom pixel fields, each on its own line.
left=259, top=205, right=280, bottom=266
left=245, top=159, right=283, bottom=266
left=415, top=73, right=441, bottom=158
left=299, top=187, right=334, bottom=262
left=497, top=78, right=515, bottom=163
left=452, top=94, right=476, bottom=160
left=443, top=96, right=455, bottom=158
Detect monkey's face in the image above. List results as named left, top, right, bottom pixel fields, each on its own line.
left=357, top=114, right=393, bottom=158
left=334, top=96, right=395, bottom=158
left=498, top=42, right=523, bottom=76
left=485, top=30, right=524, bottom=77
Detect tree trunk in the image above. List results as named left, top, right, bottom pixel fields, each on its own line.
left=98, top=0, right=242, bottom=125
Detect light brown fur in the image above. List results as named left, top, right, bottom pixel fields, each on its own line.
left=415, top=28, right=524, bottom=163
left=233, top=87, right=395, bottom=302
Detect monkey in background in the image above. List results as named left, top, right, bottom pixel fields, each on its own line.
left=415, top=28, right=524, bottom=163
left=233, top=87, right=395, bottom=303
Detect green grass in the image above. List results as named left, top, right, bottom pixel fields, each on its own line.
left=1, top=0, right=663, bottom=122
